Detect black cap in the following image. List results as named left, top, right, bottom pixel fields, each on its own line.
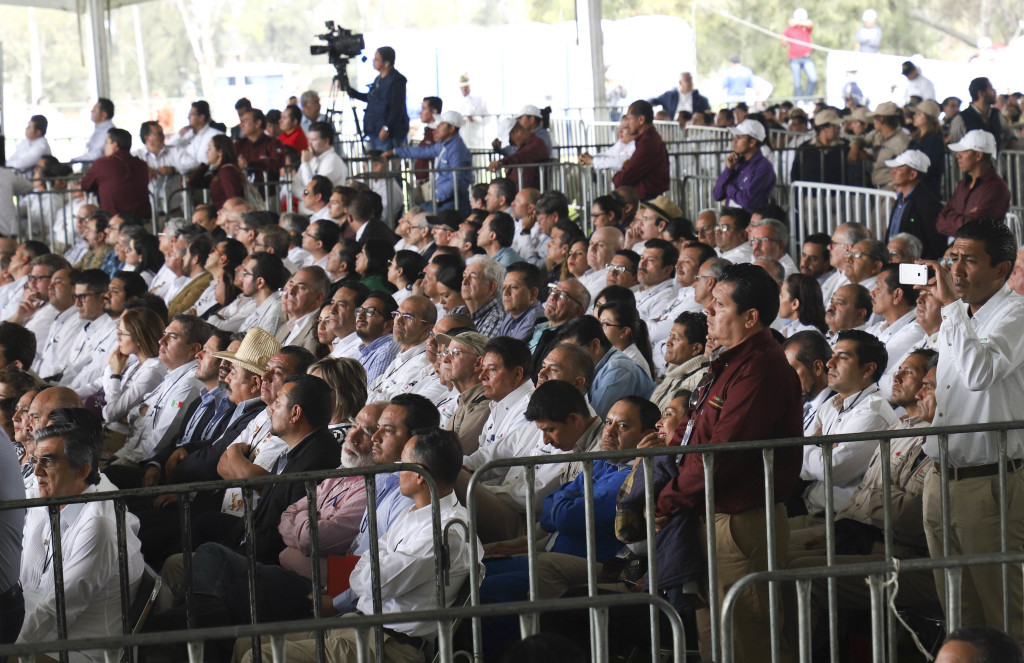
left=901, top=61, right=916, bottom=76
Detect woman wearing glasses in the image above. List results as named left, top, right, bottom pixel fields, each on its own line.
left=101, top=307, right=167, bottom=451
left=597, top=300, right=656, bottom=378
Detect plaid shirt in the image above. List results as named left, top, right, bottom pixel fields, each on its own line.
left=470, top=296, right=506, bottom=338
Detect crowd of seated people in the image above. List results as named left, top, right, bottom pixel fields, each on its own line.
left=0, top=76, right=1023, bottom=663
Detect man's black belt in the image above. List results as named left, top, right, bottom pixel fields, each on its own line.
left=946, top=459, right=1024, bottom=481
left=382, top=627, right=426, bottom=650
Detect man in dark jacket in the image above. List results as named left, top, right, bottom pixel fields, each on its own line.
left=613, top=100, right=669, bottom=200
left=345, top=46, right=409, bottom=152
left=657, top=264, right=803, bottom=663
left=648, top=72, right=711, bottom=119
left=883, top=150, right=946, bottom=259
left=80, top=128, right=151, bottom=219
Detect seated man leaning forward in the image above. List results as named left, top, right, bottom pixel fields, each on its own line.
left=235, top=427, right=482, bottom=663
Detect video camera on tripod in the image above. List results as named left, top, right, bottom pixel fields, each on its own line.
left=310, top=21, right=365, bottom=93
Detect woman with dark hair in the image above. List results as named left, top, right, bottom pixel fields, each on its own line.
left=591, top=194, right=625, bottom=231
left=124, top=234, right=164, bottom=285
left=778, top=273, right=827, bottom=336
left=908, top=100, right=946, bottom=195
left=387, top=249, right=427, bottom=304
left=661, top=218, right=694, bottom=253
left=356, top=239, right=396, bottom=293
left=102, top=307, right=168, bottom=446
left=195, top=134, right=245, bottom=209
left=204, top=268, right=240, bottom=321
left=592, top=284, right=637, bottom=312
left=597, top=301, right=656, bottom=378
left=436, top=263, right=467, bottom=315
left=564, top=239, right=589, bottom=281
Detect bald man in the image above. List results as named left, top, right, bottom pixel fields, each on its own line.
left=25, top=387, right=84, bottom=442
left=580, top=227, right=624, bottom=302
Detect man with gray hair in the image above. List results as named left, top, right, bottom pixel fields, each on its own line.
left=148, top=217, right=190, bottom=300
left=279, top=212, right=313, bottom=268
left=462, top=255, right=506, bottom=337
left=821, top=221, right=872, bottom=307
left=844, top=238, right=888, bottom=292
left=887, top=233, right=923, bottom=264
left=20, top=415, right=144, bottom=660
left=298, top=91, right=326, bottom=133
left=749, top=217, right=798, bottom=277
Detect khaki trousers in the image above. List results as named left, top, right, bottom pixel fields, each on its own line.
left=454, top=470, right=527, bottom=544
left=922, top=468, right=1024, bottom=643
left=699, top=504, right=791, bottom=663
left=233, top=615, right=425, bottom=663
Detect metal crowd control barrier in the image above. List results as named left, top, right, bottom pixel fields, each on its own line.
left=464, top=418, right=1024, bottom=663
left=789, top=181, right=897, bottom=253
left=0, top=463, right=449, bottom=663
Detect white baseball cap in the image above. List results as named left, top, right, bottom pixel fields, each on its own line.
left=517, top=104, right=542, bottom=119
left=884, top=149, right=931, bottom=173
left=438, top=111, right=464, bottom=129
left=793, top=8, right=808, bottom=21
left=729, top=119, right=766, bottom=142
left=949, top=129, right=997, bottom=156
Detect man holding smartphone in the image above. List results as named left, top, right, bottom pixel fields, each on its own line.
left=712, top=119, right=776, bottom=212
left=917, top=218, right=1024, bottom=643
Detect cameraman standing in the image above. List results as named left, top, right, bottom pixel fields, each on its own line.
left=346, top=46, right=409, bottom=152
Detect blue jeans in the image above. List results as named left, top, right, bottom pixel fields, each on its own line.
left=790, top=57, right=817, bottom=97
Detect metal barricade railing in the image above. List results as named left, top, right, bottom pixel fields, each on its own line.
left=0, top=460, right=689, bottom=663
left=0, top=463, right=448, bottom=663
left=463, top=418, right=1024, bottom=663
left=789, top=181, right=897, bottom=252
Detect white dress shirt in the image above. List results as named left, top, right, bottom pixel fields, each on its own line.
left=463, top=380, right=536, bottom=474
left=780, top=253, right=800, bottom=277
left=481, top=416, right=602, bottom=511
left=133, top=144, right=198, bottom=212
left=113, top=360, right=200, bottom=465
left=924, top=286, right=1024, bottom=466
left=820, top=270, right=849, bottom=308
left=866, top=310, right=924, bottom=400
left=24, top=303, right=60, bottom=363
left=211, top=294, right=258, bottom=332
left=350, top=492, right=479, bottom=637
left=73, top=120, right=114, bottom=163
left=591, top=140, right=636, bottom=171
left=718, top=241, right=753, bottom=264
left=287, top=246, right=314, bottom=268
left=367, top=341, right=433, bottom=401
left=803, top=386, right=834, bottom=437
left=65, top=314, right=119, bottom=396
left=635, top=278, right=677, bottom=321
left=101, top=357, right=168, bottom=434
left=191, top=281, right=220, bottom=317
left=241, top=292, right=283, bottom=335
left=579, top=268, right=609, bottom=303
left=19, top=477, right=143, bottom=663
left=166, top=123, right=223, bottom=165
left=7, top=136, right=51, bottom=176
left=282, top=310, right=315, bottom=346
left=220, top=408, right=289, bottom=516
left=293, top=150, right=348, bottom=198
left=330, top=331, right=362, bottom=360
left=0, top=276, right=28, bottom=321
left=803, top=383, right=899, bottom=514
